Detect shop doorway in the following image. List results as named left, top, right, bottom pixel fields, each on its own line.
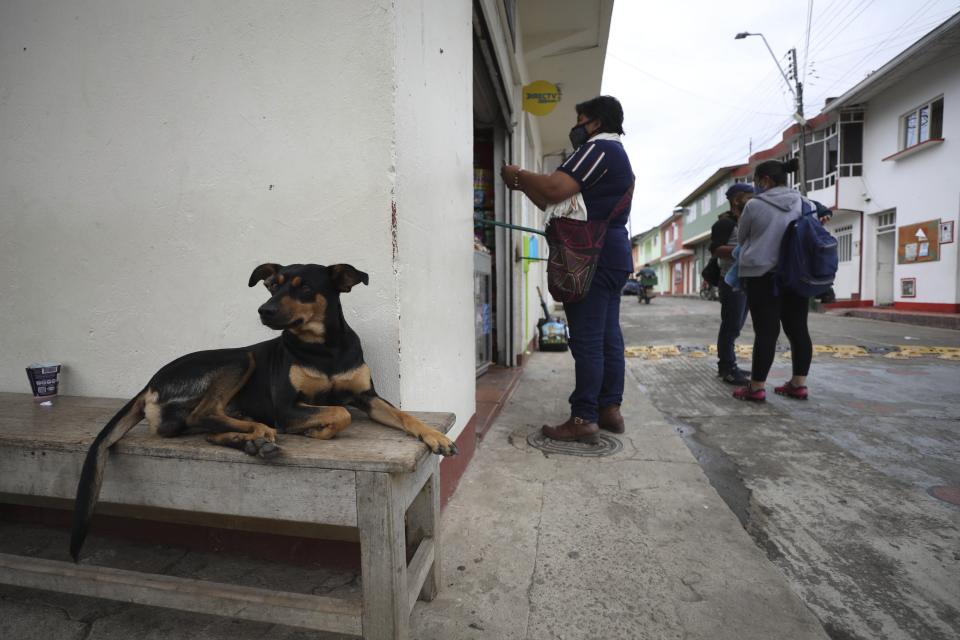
left=472, top=23, right=511, bottom=376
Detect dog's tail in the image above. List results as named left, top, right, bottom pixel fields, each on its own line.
left=70, top=389, right=148, bottom=562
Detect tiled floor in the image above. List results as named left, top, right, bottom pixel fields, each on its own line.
left=474, top=365, right=524, bottom=439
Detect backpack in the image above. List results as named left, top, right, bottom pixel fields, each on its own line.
left=701, top=257, right=720, bottom=287
left=775, top=199, right=838, bottom=297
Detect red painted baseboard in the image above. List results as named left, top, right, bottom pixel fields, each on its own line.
left=439, top=416, right=477, bottom=510
left=893, top=302, right=960, bottom=313
left=823, top=299, right=874, bottom=309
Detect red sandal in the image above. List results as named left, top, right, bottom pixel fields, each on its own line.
left=732, top=386, right=766, bottom=402
left=774, top=381, right=808, bottom=400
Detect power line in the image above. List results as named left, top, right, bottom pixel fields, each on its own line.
left=816, top=0, right=943, bottom=98
left=802, top=0, right=815, bottom=84
left=810, top=14, right=958, bottom=64
left=607, top=54, right=789, bottom=116
left=805, top=0, right=876, bottom=63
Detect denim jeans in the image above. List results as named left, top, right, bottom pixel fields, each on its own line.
left=562, top=267, right=630, bottom=422
left=717, top=280, right=748, bottom=374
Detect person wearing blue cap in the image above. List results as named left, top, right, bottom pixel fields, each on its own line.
left=709, top=182, right=754, bottom=384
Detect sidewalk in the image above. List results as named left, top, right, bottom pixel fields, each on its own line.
left=411, top=351, right=828, bottom=639
left=0, top=352, right=830, bottom=639
left=825, top=306, right=960, bottom=330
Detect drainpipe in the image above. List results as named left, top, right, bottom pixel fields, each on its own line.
left=858, top=211, right=864, bottom=304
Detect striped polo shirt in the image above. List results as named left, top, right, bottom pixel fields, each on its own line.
left=558, top=138, right=634, bottom=272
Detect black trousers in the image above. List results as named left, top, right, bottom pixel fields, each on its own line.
left=743, top=273, right=812, bottom=383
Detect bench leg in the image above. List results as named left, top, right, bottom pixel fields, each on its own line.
left=357, top=471, right=408, bottom=640
left=406, top=463, right=440, bottom=602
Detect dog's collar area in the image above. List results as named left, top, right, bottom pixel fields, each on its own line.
left=281, top=329, right=361, bottom=364
left=282, top=330, right=327, bottom=351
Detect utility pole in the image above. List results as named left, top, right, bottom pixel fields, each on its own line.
left=735, top=33, right=808, bottom=195
left=787, top=48, right=808, bottom=195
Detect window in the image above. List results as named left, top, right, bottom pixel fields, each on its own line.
left=835, top=225, right=853, bottom=262
left=901, top=97, right=944, bottom=149
left=877, top=211, right=896, bottom=232
left=805, top=123, right=838, bottom=191
left=839, top=110, right=864, bottom=177
left=777, top=153, right=798, bottom=190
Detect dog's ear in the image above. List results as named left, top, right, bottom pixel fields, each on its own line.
left=328, top=264, right=369, bottom=292
left=248, top=263, right=283, bottom=287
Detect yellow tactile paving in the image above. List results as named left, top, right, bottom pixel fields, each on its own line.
left=624, top=345, right=681, bottom=359
left=885, top=346, right=960, bottom=360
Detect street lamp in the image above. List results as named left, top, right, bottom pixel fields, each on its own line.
left=736, top=31, right=808, bottom=195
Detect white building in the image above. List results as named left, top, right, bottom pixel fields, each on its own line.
left=716, top=13, right=959, bottom=311
left=823, top=12, right=960, bottom=312
left=0, top=1, right=613, bottom=496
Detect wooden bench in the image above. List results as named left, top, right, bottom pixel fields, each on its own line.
left=0, top=392, right=451, bottom=640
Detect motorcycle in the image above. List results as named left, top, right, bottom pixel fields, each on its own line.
left=638, top=284, right=653, bottom=304
left=699, top=281, right=719, bottom=301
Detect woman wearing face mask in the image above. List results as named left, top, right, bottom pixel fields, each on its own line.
left=733, top=157, right=813, bottom=402
left=501, top=95, right=634, bottom=442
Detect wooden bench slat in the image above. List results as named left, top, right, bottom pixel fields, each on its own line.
left=406, top=537, right=435, bottom=615
left=0, top=393, right=454, bottom=473
left=0, top=552, right=363, bottom=636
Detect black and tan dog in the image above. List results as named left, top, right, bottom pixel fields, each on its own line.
left=70, top=262, right=457, bottom=561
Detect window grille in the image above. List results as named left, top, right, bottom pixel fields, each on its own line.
left=834, top=225, right=853, bottom=262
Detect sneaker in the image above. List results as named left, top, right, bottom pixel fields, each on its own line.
left=732, top=386, right=766, bottom=402
left=720, top=369, right=750, bottom=385
left=774, top=381, right=809, bottom=400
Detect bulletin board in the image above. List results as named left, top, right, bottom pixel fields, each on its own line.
left=897, top=219, right=940, bottom=264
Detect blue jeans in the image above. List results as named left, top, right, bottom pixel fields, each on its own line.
left=562, top=267, right=630, bottom=422
left=717, top=280, right=748, bottom=374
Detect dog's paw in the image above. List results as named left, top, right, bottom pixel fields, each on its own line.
left=420, top=431, right=458, bottom=457
left=244, top=437, right=281, bottom=459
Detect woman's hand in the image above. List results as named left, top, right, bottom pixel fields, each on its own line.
left=500, top=164, right=521, bottom=190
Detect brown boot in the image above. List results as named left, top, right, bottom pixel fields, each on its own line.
left=541, top=416, right=600, bottom=444
left=598, top=405, right=625, bottom=434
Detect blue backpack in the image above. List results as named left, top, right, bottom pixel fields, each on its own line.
left=776, top=199, right=838, bottom=297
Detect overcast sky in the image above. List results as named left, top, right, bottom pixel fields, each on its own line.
left=602, top=0, right=960, bottom=235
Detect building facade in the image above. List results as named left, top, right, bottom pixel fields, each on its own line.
left=676, top=166, right=744, bottom=296
left=824, top=14, right=960, bottom=312
left=666, top=13, right=959, bottom=312
left=0, top=1, right=615, bottom=499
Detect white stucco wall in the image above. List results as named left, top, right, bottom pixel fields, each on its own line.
left=853, top=53, right=960, bottom=306
left=393, top=0, right=474, bottom=438
left=1, top=1, right=476, bottom=438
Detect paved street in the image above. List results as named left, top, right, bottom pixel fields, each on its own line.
left=1, top=297, right=958, bottom=640
left=621, top=295, right=960, bottom=640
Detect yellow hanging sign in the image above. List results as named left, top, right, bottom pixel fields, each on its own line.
left=522, top=81, right=561, bottom=116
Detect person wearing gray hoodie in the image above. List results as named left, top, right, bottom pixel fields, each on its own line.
left=733, top=158, right=813, bottom=402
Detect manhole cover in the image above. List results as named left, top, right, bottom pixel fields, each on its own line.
left=928, top=486, right=960, bottom=507
left=526, top=430, right=623, bottom=457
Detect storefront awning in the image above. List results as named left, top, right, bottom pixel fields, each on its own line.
left=682, top=230, right=711, bottom=247
left=660, top=249, right=694, bottom=262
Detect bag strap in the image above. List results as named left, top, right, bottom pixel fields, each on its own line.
left=603, top=181, right=635, bottom=224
